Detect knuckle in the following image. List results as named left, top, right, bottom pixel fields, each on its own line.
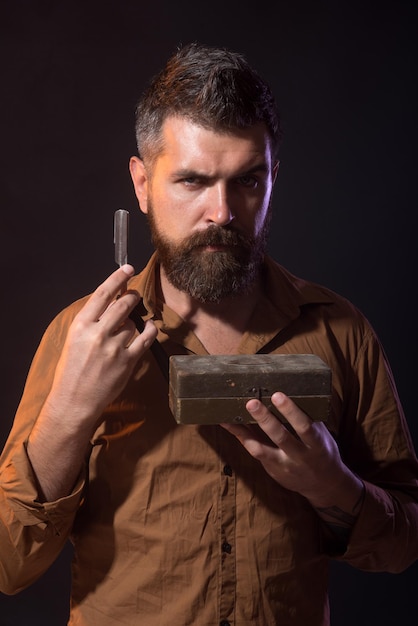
left=95, top=284, right=113, bottom=301
left=70, top=317, right=92, bottom=337
left=246, top=440, right=264, bottom=460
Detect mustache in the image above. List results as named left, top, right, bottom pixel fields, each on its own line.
left=183, top=226, right=254, bottom=251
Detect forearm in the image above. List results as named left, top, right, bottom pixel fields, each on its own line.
left=27, top=396, right=95, bottom=502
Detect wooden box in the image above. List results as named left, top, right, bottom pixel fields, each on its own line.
left=169, top=354, right=331, bottom=425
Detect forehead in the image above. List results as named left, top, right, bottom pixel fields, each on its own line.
left=155, top=116, right=273, bottom=173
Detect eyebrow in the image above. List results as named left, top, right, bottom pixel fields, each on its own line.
left=172, top=162, right=270, bottom=180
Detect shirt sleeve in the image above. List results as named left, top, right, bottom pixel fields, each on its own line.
left=0, top=441, right=84, bottom=594
left=342, top=479, right=418, bottom=572
left=334, top=321, right=418, bottom=572
left=0, top=301, right=86, bottom=594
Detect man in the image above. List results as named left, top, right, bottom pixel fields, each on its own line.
left=1, top=42, right=417, bottom=626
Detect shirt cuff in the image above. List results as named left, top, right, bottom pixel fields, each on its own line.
left=1, top=441, right=84, bottom=531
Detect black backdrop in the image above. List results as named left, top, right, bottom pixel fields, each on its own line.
left=1, top=1, right=417, bottom=624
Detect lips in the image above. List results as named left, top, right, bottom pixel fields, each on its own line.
left=186, top=227, right=250, bottom=252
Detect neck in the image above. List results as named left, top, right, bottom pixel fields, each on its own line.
left=159, top=266, right=262, bottom=354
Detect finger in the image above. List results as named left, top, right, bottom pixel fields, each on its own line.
left=271, top=391, right=312, bottom=438
left=79, top=265, right=136, bottom=322
left=269, top=392, right=323, bottom=445
left=128, top=319, right=158, bottom=354
left=245, top=398, right=295, bottom=448
left=221, top=421, right=250, bottom=441
left=112, top=318, right=137, bottom=346
left=220, top=422, right=276, bottom=459
left=101, top=289, right=141, bottom=333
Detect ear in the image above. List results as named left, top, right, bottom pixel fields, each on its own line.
left=129, top=156, right=149, bottom=214
left=272, top=160, right=280, bottom=184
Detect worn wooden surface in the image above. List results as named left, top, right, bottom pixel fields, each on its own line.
left=169, top=354, right=332, bottom=424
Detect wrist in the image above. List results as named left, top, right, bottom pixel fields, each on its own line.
left=306, top=468, right=364, bottom=512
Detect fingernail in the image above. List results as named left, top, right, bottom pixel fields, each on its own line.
left=121, top=264, right=135, bottom=276
left=272, top=392, right=285, bottom=405
left=246, top=398, right=261, bottom=412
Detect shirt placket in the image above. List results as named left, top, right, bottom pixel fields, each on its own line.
left=218, top=457, right=236, bottom=626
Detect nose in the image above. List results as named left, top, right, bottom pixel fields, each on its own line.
left=206, top=183, right=235, bottom=226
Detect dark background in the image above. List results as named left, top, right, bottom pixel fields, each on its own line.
left=0, top=0, right=417, bottom=624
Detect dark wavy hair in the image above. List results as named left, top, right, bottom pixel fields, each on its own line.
left=134, top=42, right=282, bottom=165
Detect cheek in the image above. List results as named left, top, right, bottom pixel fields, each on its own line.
left=252, top=201, right=271, bottom=238
left=149, top=199, right=191, bottom=244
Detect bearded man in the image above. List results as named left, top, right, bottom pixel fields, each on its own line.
left=1, top=42, right=418, bottom=626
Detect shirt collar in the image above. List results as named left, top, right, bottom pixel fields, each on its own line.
left=238, top=256, right=335, bottom=353
left=129, top=252, right=336, bottom=354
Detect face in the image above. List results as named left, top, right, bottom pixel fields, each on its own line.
left=130, top=116, right=279, bottom=303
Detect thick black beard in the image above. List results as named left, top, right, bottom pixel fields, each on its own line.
left=147, top=210, right=270, bottom=303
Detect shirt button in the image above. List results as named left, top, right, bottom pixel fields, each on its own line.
left=223, top=464, right=233, bottom=476
left=221, top=541, right=232, bottom=553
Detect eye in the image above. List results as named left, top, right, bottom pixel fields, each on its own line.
left=177, top=175, right=206, bottom=188
left=236, top=174, right=259, bottom=188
